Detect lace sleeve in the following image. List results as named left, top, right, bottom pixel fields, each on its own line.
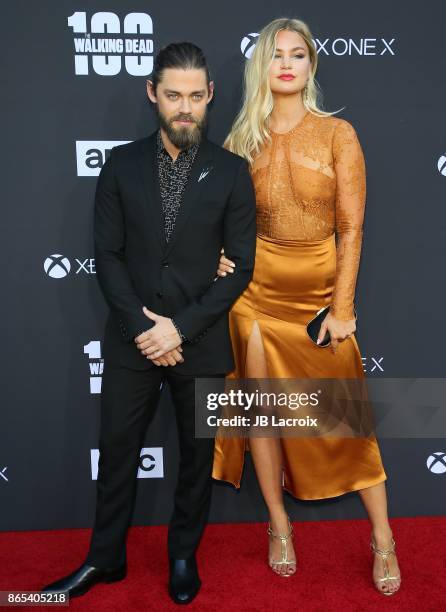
left=330, top=119, right=366, bottom=320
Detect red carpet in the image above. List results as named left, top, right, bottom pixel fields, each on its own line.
left=1, top=517, right=445, bottom=611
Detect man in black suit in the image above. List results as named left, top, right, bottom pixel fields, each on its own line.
left=42, top=42, right=256, bottom=604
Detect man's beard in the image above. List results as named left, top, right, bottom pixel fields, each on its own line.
left=157, top=108, right=208, bottom=149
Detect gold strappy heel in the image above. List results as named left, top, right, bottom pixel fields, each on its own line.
left=370, top=534, right=401, bottom=595
left=267, top=516, right=296, bottom=577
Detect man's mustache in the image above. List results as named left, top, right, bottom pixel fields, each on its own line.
left=171, top=116, right=197, bottom=123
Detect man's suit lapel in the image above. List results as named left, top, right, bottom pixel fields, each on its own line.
left=137, top=130, right=214, bottom=257
left=165, top=136, right=214, bottom=257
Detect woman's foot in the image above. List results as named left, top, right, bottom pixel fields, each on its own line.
left=370, top=528, right=401, bottom=595
left=267, top=512, right=296, bottom=576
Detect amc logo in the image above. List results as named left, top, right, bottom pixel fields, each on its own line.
left=76, top=140, right=131, bottom=176
left=90, top=447, right=164, bottom=479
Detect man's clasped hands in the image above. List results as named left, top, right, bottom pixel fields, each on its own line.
left=134, top=306, right=185, bottom=367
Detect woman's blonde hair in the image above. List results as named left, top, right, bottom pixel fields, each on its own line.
left=224, top=17, right=343, bottom=163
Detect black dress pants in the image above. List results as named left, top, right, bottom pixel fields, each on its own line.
left=84, top=361, right=224, bottom=568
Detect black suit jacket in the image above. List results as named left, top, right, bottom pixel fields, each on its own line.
left=94, top=129, right=257, bottom=374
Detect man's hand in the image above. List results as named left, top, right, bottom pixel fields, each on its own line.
left=150, top=346, right=184, bottom=367
left=134, top=306, right=182, bottom=360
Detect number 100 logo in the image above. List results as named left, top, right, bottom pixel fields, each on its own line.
left=68, top=11, right=154, bottom=76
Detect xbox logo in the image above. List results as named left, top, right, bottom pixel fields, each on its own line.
left=241, top=33, right=259, bottom=59
left=437, top=155, right=446, bottom=176
left=426, top=451, right=446, bottom=474
left=44, top=254, right=71, bottom=278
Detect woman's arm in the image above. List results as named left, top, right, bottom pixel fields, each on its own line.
left=330, top=119, right=367, bottom=321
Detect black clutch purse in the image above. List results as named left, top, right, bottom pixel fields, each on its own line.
left=306, top=305, right=357, bottom=347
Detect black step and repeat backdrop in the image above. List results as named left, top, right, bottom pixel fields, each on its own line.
left=3, top=1, right=446, bottom=531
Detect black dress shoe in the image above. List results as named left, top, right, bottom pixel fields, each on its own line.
left=41, top=561, right=127, bottom=598
left=168, top=555, right=201, bottom=605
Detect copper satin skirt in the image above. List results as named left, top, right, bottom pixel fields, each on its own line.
left=212, top=233, right=387, bottom=500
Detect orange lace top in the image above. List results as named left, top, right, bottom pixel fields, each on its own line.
left=250, top=111, right=366, bottom=320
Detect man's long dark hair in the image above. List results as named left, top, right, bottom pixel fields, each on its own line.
left=151, top=42, right=211, bottom=92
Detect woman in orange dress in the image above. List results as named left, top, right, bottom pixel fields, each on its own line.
left=212, top=18, right=401, bottom=595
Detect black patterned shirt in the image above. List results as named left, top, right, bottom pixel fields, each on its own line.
left=156, top=129, right=199, bottom=243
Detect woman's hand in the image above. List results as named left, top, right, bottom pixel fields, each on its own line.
left=216, top=247, right=235, bottom=278
left=318, top=312, right=356, bottom=354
